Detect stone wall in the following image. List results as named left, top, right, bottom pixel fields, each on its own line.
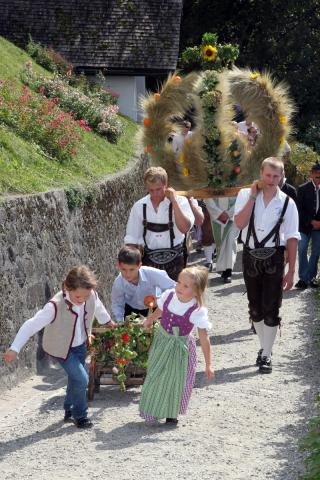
left=0, top=155, right=147, bottom=391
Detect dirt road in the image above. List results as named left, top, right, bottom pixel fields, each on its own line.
left=0, top=250, right=319, bottom=480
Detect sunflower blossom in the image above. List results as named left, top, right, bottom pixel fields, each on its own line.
left=202, top=45, right=218, bottom=61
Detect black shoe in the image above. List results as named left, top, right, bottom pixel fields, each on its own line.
left=166, top=418, right=178, bottom=425
left=74, top=417, right=93, bottom=429
left=259, top=356, right=272, bottom=374
left=223, top=276, right=232, bottom=283
left=295, top=279, right=308, bottom=289
left=204, top=262, right=213, bottom=272
left=310, top=279, right=319, bottom=288
left=64, top=410, right=72, bottom=422
left=255, top=349, right=263, bottom=366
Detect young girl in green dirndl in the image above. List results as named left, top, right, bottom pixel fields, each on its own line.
left=139, top=266, right=214, bottom=424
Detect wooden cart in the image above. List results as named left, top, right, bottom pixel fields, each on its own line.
left=88, top=360, right=146, bottom=400
left=88, top=322, right=153, bottom=401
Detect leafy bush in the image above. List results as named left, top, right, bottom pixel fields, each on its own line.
left=21, top=64, right=123, bottom=143
left=0, top=81, right=84, bottom=162
left=302, top=121, right=320, bottom=155
left=289, top=142, right=319, bottom=181
left=26, top=38, right=73, bottom=75
left=65, top=186, right=98, bottom=210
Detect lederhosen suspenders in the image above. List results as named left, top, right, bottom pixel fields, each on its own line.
left=245, top=195, right=289, bottom=260
left=142, top=203, right=175, bottom=249
left=141, top=203, right=184, bottom=280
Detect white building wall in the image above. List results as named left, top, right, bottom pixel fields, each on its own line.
left=105, top=76, right=145, bottom=122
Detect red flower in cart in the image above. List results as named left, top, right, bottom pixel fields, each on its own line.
left=116, top=358, right=129, bottom=364
left=121, top=333, right=131, bottom=344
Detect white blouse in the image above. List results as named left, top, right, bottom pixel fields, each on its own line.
left=157, top=289, right=211, bottom=330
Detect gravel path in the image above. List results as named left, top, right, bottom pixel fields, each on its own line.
left=0, top=248, right=319, bottom=480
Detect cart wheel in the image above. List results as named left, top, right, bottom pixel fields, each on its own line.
left=88, top=365, right=95, bottom=401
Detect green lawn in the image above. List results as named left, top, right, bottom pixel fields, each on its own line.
left=0, top=36, right=139, bottom=195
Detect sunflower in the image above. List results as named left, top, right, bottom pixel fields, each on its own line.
left=202, top=45, right=218, bottom=61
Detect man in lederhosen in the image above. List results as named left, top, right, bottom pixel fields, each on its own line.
left=124, top=167, right=194, bottom=280
left=234, top=157, right=300, bottom=373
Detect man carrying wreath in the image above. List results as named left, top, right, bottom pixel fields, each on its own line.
left=124, top=167, right=194, bottom=280
left=234, top=157, right=300, bottom=373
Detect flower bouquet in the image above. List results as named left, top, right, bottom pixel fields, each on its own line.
left=89, top=312, right=157, bottom=395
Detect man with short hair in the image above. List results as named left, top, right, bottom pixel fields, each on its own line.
left=124, top=167, right=194, bottom=280
left=295, top=161, right=320, bottom=289
left=234, top=157, right=299, bottom=373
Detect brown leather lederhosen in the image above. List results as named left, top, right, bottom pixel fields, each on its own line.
left=242, top=196, right=289, bottom=327
left=142, top=203, right=184, bottom=281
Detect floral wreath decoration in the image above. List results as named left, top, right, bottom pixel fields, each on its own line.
left=139, top=67, right=294, bottom=193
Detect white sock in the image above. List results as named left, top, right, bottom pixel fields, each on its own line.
left=262, top=324, right=277, bottom=358
left=253, top=321, right=264, bottom=349
left=203, top=245, right=214, bottom=263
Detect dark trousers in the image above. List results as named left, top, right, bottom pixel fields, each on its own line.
left=142, top=247, right=184, bottom=281
left=242, top=247, right=285, bottom=327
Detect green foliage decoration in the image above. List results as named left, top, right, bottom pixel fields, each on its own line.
left=180, top=33, right=240, bottom=188
left=179, top=31, right=239, bottom=73
left=90, top=314, right=157, bottom=392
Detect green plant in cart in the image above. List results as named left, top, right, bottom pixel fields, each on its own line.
left=90, top=314, right=157, bottom=392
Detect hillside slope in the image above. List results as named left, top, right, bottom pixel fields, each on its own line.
left=0, top=36, right=139, bottom=195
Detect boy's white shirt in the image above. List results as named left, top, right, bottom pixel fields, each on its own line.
left=10, top=291, right=110, bottom=353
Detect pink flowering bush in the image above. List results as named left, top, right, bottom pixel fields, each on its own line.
left=0, top=81, right=85, bottom=162
left=21, top=65, right=123, bottom=143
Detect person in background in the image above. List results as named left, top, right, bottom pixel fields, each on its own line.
left=184, top=197, right=204, bottom=266
left=172, top=120, right=193, bottom=158
left=205, top=196, right=239, bottom=283
left=295, top=161, right=320, bottom=289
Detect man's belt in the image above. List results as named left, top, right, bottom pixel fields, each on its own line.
left=144, top=244, right=184, bottom=265
left=244, top=245, right=285, bottom=260
left=142, top=220, right=173, bottom=233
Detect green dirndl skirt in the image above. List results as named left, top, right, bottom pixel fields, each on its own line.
left=139, top=325, right=189, bottom=419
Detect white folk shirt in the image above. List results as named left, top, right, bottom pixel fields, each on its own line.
left=158, top=289, right=211, bottom=330
left=234, top=188, right=300, bottom=249
left=124, top=194, right=195, bottom=249
left=172, top=131, right=193, bottom=156
left=10, top=291, right=111, bottom=353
